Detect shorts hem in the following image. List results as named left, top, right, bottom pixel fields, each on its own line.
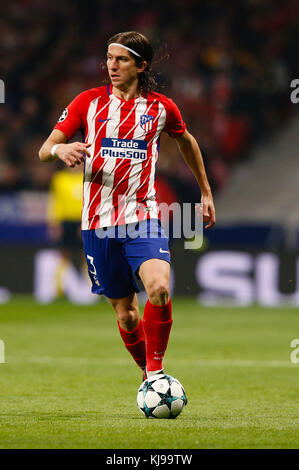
left=102, top=286, right=139, bottom=299
left=91, top=284, right=139, bottom=299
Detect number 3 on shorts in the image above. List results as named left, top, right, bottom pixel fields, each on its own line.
left=86, top=254, right=100, bottom=286
left=87, top=255, right=97, bottom=275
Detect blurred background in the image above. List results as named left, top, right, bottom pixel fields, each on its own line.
left=0, top=0, right=298, bottom=306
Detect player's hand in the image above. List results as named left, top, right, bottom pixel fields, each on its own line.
left=54, top=142, right=91, bottom=167
left=201, top=193, right=216, bottom=229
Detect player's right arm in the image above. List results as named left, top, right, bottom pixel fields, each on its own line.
left=39, top=91, right=92, bottom=167
left=38, top=129, right=91, bottom=168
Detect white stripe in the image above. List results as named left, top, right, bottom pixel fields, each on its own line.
left=112, top=101, right=139, bottom=134
left=91, top=95, right=123, bottom=228
left=82, top=98, right=99, bottom=230
left=87, top=98, right=126, bottom=228
left=109, top=100, right=147, bottom=224
left=143, top=102, right=166, bottom=208
left=85, top=98, right=111, bottom=144
left=116, top=99, right=163, bottom=224
left=9, top=356, right=294, bottom=367
left=88, top=100, right=125, bottom=186
left=109, top=97, right=151, bottom=225
left=92, top=157, right=128, bottom=211
left=91, top=100, right=124, bottom=160
left=118, top=99, right=150, bottom=224
left=84, top=98, right=118, bottom=229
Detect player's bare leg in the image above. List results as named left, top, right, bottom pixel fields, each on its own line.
left=109, top=293, right=146, bottom=376
left=138, top=259, right=172, bottom=377
left=139, top=259, right=170, bottom=306
left=109, top=293, right=140, bottom=330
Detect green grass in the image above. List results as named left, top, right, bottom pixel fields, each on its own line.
left=0, top=296, right=299, bottom=449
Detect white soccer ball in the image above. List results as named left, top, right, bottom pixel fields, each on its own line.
left=137, top=373, right=187, bottom=419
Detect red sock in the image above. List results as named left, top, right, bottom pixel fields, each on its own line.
left=117, top=319, right=146, bottom=371
left=142, top=299, right=173, bottom=372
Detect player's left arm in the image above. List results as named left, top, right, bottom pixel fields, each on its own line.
left=175, top=130, right=216, bottom=229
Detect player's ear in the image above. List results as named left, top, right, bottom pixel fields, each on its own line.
left=137, top=61, right=148, bottom=74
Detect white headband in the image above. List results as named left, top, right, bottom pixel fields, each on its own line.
left=108, top=42, right=141, bottom=58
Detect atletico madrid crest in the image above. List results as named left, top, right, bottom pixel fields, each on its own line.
left=140, top=114, right=154, bottom=131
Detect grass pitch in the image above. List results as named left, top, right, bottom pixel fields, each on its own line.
left=0, top=297, right=299, bottom=449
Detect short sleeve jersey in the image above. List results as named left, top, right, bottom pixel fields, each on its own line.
left=54, top=85, right=186, bottom=229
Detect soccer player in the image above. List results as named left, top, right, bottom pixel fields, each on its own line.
left=39, top=31, right=216, bottom=380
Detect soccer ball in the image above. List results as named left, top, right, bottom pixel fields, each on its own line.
left=137, top=373, right=187, bottom=419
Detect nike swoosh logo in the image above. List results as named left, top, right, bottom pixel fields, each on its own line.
left=98, top=118, right=111, bottom=123
left=159, top=248, right=169, bottom=254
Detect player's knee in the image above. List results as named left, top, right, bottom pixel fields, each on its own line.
left=114, top=306, right=139, bottom=331
left=148, top=281, right=169, bottom=306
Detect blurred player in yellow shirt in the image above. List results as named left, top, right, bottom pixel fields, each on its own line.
left=48, top=165, right=83, bottom=295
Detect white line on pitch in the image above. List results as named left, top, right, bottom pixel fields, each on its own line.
left=5, top=357, right=293, bottom=367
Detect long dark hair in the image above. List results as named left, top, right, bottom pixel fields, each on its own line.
left=107, top=31, right=159, bottom=93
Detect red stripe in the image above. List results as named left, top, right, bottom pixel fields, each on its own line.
left=119, top=98, right=161, bottom=222
left=88, top=98, right=110, bottom=229
left=118, top=98, right=157, bottom=223
left=136, top=99, right=160, bottom=208
left=111, top=100, right=137, bottom=226
left=89, top=99, right=125, bottom=229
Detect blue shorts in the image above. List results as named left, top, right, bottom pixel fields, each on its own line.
left=81, top=219, right=171, bottom=299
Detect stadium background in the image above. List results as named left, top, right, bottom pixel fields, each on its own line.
left=1, top=0, right=299, bottom=305
left=1, top=0, right=299, bottom=451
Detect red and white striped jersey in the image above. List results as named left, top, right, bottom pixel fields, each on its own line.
left=54, top=85, right=186, bottom=230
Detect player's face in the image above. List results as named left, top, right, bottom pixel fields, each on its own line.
left=107, top=45, right=144, bottom=90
